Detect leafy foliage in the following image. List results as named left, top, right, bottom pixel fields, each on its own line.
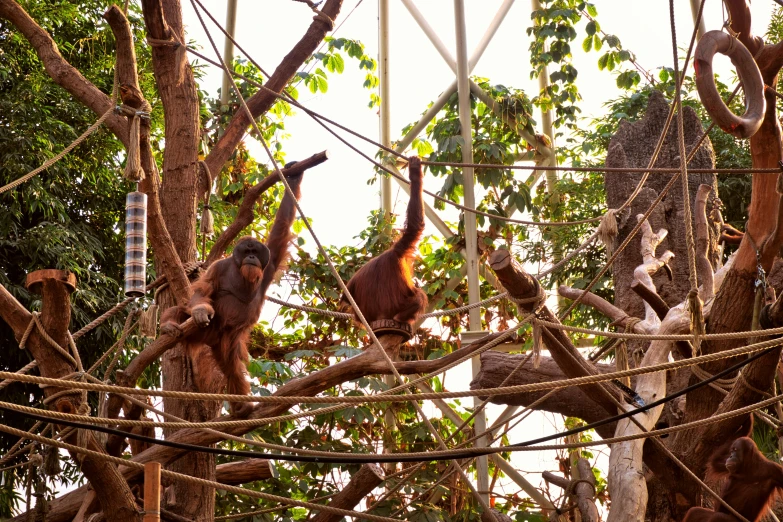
left=0, top=0, right=160, bottom=514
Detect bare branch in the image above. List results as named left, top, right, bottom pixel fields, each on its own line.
left=203, top=0, right=343, bottom=184
left=633, top=215, right=674, bottom=330
left=0, top=0, right=128, bottom=143
left=557, top=285, right=652, bottom=334
left=695, top=185, right=715, bottom=301
left=206, top=151, right=329, bottom=266
left=310, top=464, right=385, bottom=522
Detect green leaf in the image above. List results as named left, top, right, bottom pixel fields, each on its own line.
left=582, top=35, right=593, bottom=52
left=585, top=20, right=597, bottom=36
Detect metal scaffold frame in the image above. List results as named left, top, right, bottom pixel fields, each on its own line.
left=376, top=0, right=557, bottom=510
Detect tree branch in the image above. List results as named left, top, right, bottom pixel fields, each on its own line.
left=203, top=0, right=343, bottom=184
left=470, top=352, right=619, bottom=439
left=310, top=464, right=385, bottom=522
left=215, top=459, right=274, bottom=484
left=0, top=0, right=128, bottom=144
left=557, top=285, right=652, bottom=334
left=104, top=4, right=191, bottom=305
left=206, top=150, right=329, bottom=266
left=489, top=249, right=622, bottom=416
left=695, top=184, right=715, bottom=301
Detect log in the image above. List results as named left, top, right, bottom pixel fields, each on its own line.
left=215, top=459, right=275, bottom=484
left=310, top=464, right=385, bottom=522
left=488, top=249, right=622, bottom=416
left=607, top=306, right=688, bottom=522
left=695, top=184, right=715, bottom=300
left=632, top=215, right=674, bottom=330
left=630, top=281, right=670, bottom=320
left=470, top=352, right=621, bottom=439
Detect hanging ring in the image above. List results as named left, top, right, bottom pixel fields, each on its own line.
left=694, top=30, right=765, bottom=139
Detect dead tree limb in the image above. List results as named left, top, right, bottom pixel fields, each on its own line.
left=543, top=458, right=598, bottom=522
left=633, top=215, right=674, bottom=330
left=489, top=249, right=622, bottom=416
left=471, top=353, right=620, bottom=439
left=630, top=281, right=670, bottom=320
left=215, top=459, right=274, bottom=485
left=310, top=464, right=384, bottom=522
left=0, top=275, right=140, bottom=522
left=203, top=0, right=343, bottom=186
left=695, top=184, right=715, bottom=301
left=557, top=285, right=652, bottom=334
left=205, top=150, right=330, bottom=266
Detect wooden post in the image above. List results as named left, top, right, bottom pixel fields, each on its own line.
left=143, top=462, right=161, bottom=522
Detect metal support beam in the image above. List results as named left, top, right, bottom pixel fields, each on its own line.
left=219, top=0, right=238, bottom=111
left=418, top=382, right=559, bottom=516
left=379, top=0, right=393, bottom=217
left=378, top=0, right=399, bottom=477
left=530, top=0, right=557, bottom=195
left=689, top=0, right=706, bottom=41
left=453, top=0, right=487, bottom=504
left=469, top=0, right=515, bottom=71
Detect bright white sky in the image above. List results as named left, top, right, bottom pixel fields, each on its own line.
left=176, top=0, right=776, bottom=515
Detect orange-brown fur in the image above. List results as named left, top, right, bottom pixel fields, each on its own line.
left=161, top=173, right=303, bottom=415
left=339, top=156, right=427, bottom=325
left=684, top=418, right=783, bottom=522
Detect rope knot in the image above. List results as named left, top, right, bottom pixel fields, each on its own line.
left=28, top=454, right=43, bottom=468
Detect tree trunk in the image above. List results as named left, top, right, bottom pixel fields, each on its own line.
left=139, top=1, right=212, bottom=518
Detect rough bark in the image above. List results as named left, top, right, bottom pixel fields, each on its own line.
left=667, top=4, right=783, bottom=515
left=214, top=459, right=274, bottom=484
left=604, top=90, right=717, bottom=319
left=139, top=0, right=214, bottom=518
left=607, top=306, right=689, bottom=522
left=543, top=458, right=599, bottom=522
left=488, top=249, right=622, bottom=416
left=309, top=464, right=384, bottom=522
left=104, top=4, right=191, bottom=305
left=0, top=0, right=128, bottom=142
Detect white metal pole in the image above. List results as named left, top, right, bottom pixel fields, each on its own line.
left=401, top=0, right=456, bottom=68
left=378, top=0, right=398, bottom=476
left=454, top=0, right=488, bottom=505
left=219, top=0, right=238, bottom=112
left=530, top=0, right=556, bottom=194
left=689, top=0, right=706, bottom=40
left=379, top=0, right=393, bottom=216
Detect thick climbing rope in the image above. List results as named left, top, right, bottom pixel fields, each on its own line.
left=2, top=335, right=781, bottom=417
left=5, top=363, right=783, bottom=464
left=0, top=107, right=116, bottom=195
left=533, top=318, right=783, bottom=340
left=0, top=423, right=400, bottom=522
left=72, top=261, right=202, bottom=341
left=184, top=44, right=749, bottom=230
left=0, top=360, right=38, bottom=391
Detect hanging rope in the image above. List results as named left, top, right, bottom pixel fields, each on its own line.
left=670, top=0, right=705, bottom=354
